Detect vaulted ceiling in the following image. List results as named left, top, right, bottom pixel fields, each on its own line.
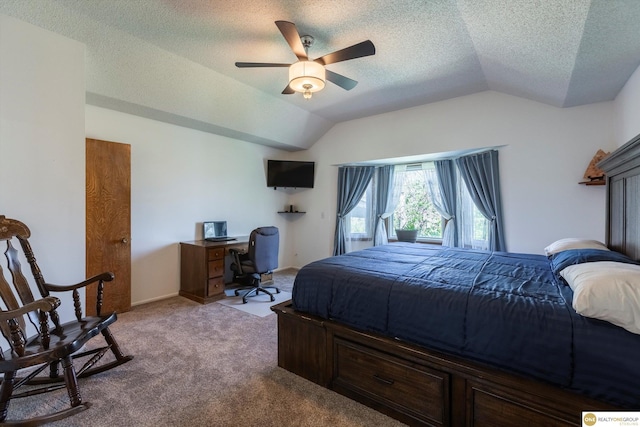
left=2, top=0, right=640, bottom=150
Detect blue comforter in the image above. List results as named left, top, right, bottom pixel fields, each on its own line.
left=292, top=243, right=640, bottom=407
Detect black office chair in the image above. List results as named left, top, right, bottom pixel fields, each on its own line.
left=229, top=226, right=280, bottom=304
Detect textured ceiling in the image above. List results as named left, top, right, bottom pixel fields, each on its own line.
left=2, top=0, right=640, bottom=149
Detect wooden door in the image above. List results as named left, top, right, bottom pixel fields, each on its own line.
left=86, top=138, right=131, bottom=315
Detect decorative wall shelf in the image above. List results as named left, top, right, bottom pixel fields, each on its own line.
left=277, top=211, right=306, bottom=214
left=578, top=180, right=605, bottom=186
left=579, top=149, right=609, bottom=186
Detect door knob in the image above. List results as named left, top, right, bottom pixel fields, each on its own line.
left=121, top=237, right=128, bottom=244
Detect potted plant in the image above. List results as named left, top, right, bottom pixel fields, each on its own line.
left=395, top=220, right=419, bottom=243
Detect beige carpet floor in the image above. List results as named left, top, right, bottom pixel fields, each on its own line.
left=8, top=269, right=405, bottom=427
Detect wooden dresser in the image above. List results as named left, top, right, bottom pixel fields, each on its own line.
left=179, top=238, right=248, bottom=304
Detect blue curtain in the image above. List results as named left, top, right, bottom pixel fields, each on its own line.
left=455, top=150, right=506, bottom=251
left=434, top=160, right=458, bottom=247
left=373, top=165, right=393, bottom=246
left=333, top=166, right=375, bottom=255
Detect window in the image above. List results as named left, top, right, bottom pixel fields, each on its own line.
left=391, top=165, right=442, bottom=240
left=346, top=180, right=373, bottom=239
left=345, top=160, right=491, bottom=250
left=457, top=171, right=490, bottom=250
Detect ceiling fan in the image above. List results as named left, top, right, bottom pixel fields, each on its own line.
left=235, top=21, right=375, bottom=99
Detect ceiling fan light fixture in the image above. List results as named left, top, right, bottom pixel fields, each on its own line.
left=289, top=61, right=325, bottom=96
left=236, top=21, right=375, bottom=97
left=303, top=84, right=313, bottom=100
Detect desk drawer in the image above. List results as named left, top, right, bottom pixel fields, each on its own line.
left=207, top=277, right=224, bottom=297
left=334, top=338, right=449, bottom=425
left=207, top=260, right=224, bottom=278
left=207, top=248, right=225, bottom=260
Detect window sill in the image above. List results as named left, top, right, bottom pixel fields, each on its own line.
left=389, top=238, right=442, bottom=245
left=349, top=236, right=373, bottom=242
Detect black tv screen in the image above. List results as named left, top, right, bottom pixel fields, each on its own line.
left=267, top=160, right=315, bottom=188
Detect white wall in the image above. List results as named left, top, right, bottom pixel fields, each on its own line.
left=85, top=106, right=292, bottom=305
left=614, top=63, right=640, bottom=146
left=290, top=91, right=615, bottom=266
left=0, top=14, right=85, bottom=321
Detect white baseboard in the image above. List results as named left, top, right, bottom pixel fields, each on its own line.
left=132, top=292, right=179, bottom=307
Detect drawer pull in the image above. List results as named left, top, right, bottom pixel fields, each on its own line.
left=373, top=374, right=395, bottom=386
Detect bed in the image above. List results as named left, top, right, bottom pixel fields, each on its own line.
left=272, top=133, right=640, bottom=427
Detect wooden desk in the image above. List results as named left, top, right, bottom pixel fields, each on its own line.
left=179, top=237, right=248, bottom=304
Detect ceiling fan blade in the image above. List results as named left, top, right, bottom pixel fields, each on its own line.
left=235, top=62, right=290, bottom=68
left=282, top=85, right=295, bottom=95
left=275, top=21, right=308, bottom=61
left=326, top=70, right=358, bottom=91
left=314, top=40, right=375, bottom=66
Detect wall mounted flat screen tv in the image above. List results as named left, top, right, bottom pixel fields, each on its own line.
left=267, top=160, right=315, bottom=188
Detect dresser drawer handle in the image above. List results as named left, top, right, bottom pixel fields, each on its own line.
left=373, top=374, right=395, bottom=386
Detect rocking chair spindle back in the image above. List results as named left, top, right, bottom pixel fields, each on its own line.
left=0, top=215, right=133, bottom=425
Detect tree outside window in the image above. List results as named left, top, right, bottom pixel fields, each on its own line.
left=392, top=169, right=442, bottom=239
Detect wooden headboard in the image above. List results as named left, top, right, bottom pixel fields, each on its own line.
left=598, top=132, right=640, bottom=260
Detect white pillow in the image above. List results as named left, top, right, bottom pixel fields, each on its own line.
left=544, top=238, right=609, bottom=256
left=560, top=261, right=640, bottom=335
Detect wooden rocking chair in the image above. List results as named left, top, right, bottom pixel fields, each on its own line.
left=0, top=215, right=133, bottom=425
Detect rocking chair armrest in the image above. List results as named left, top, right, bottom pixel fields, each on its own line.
left=0, top=296, right=61, bottom=321
left=44, top=272, right=115, bottom=292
